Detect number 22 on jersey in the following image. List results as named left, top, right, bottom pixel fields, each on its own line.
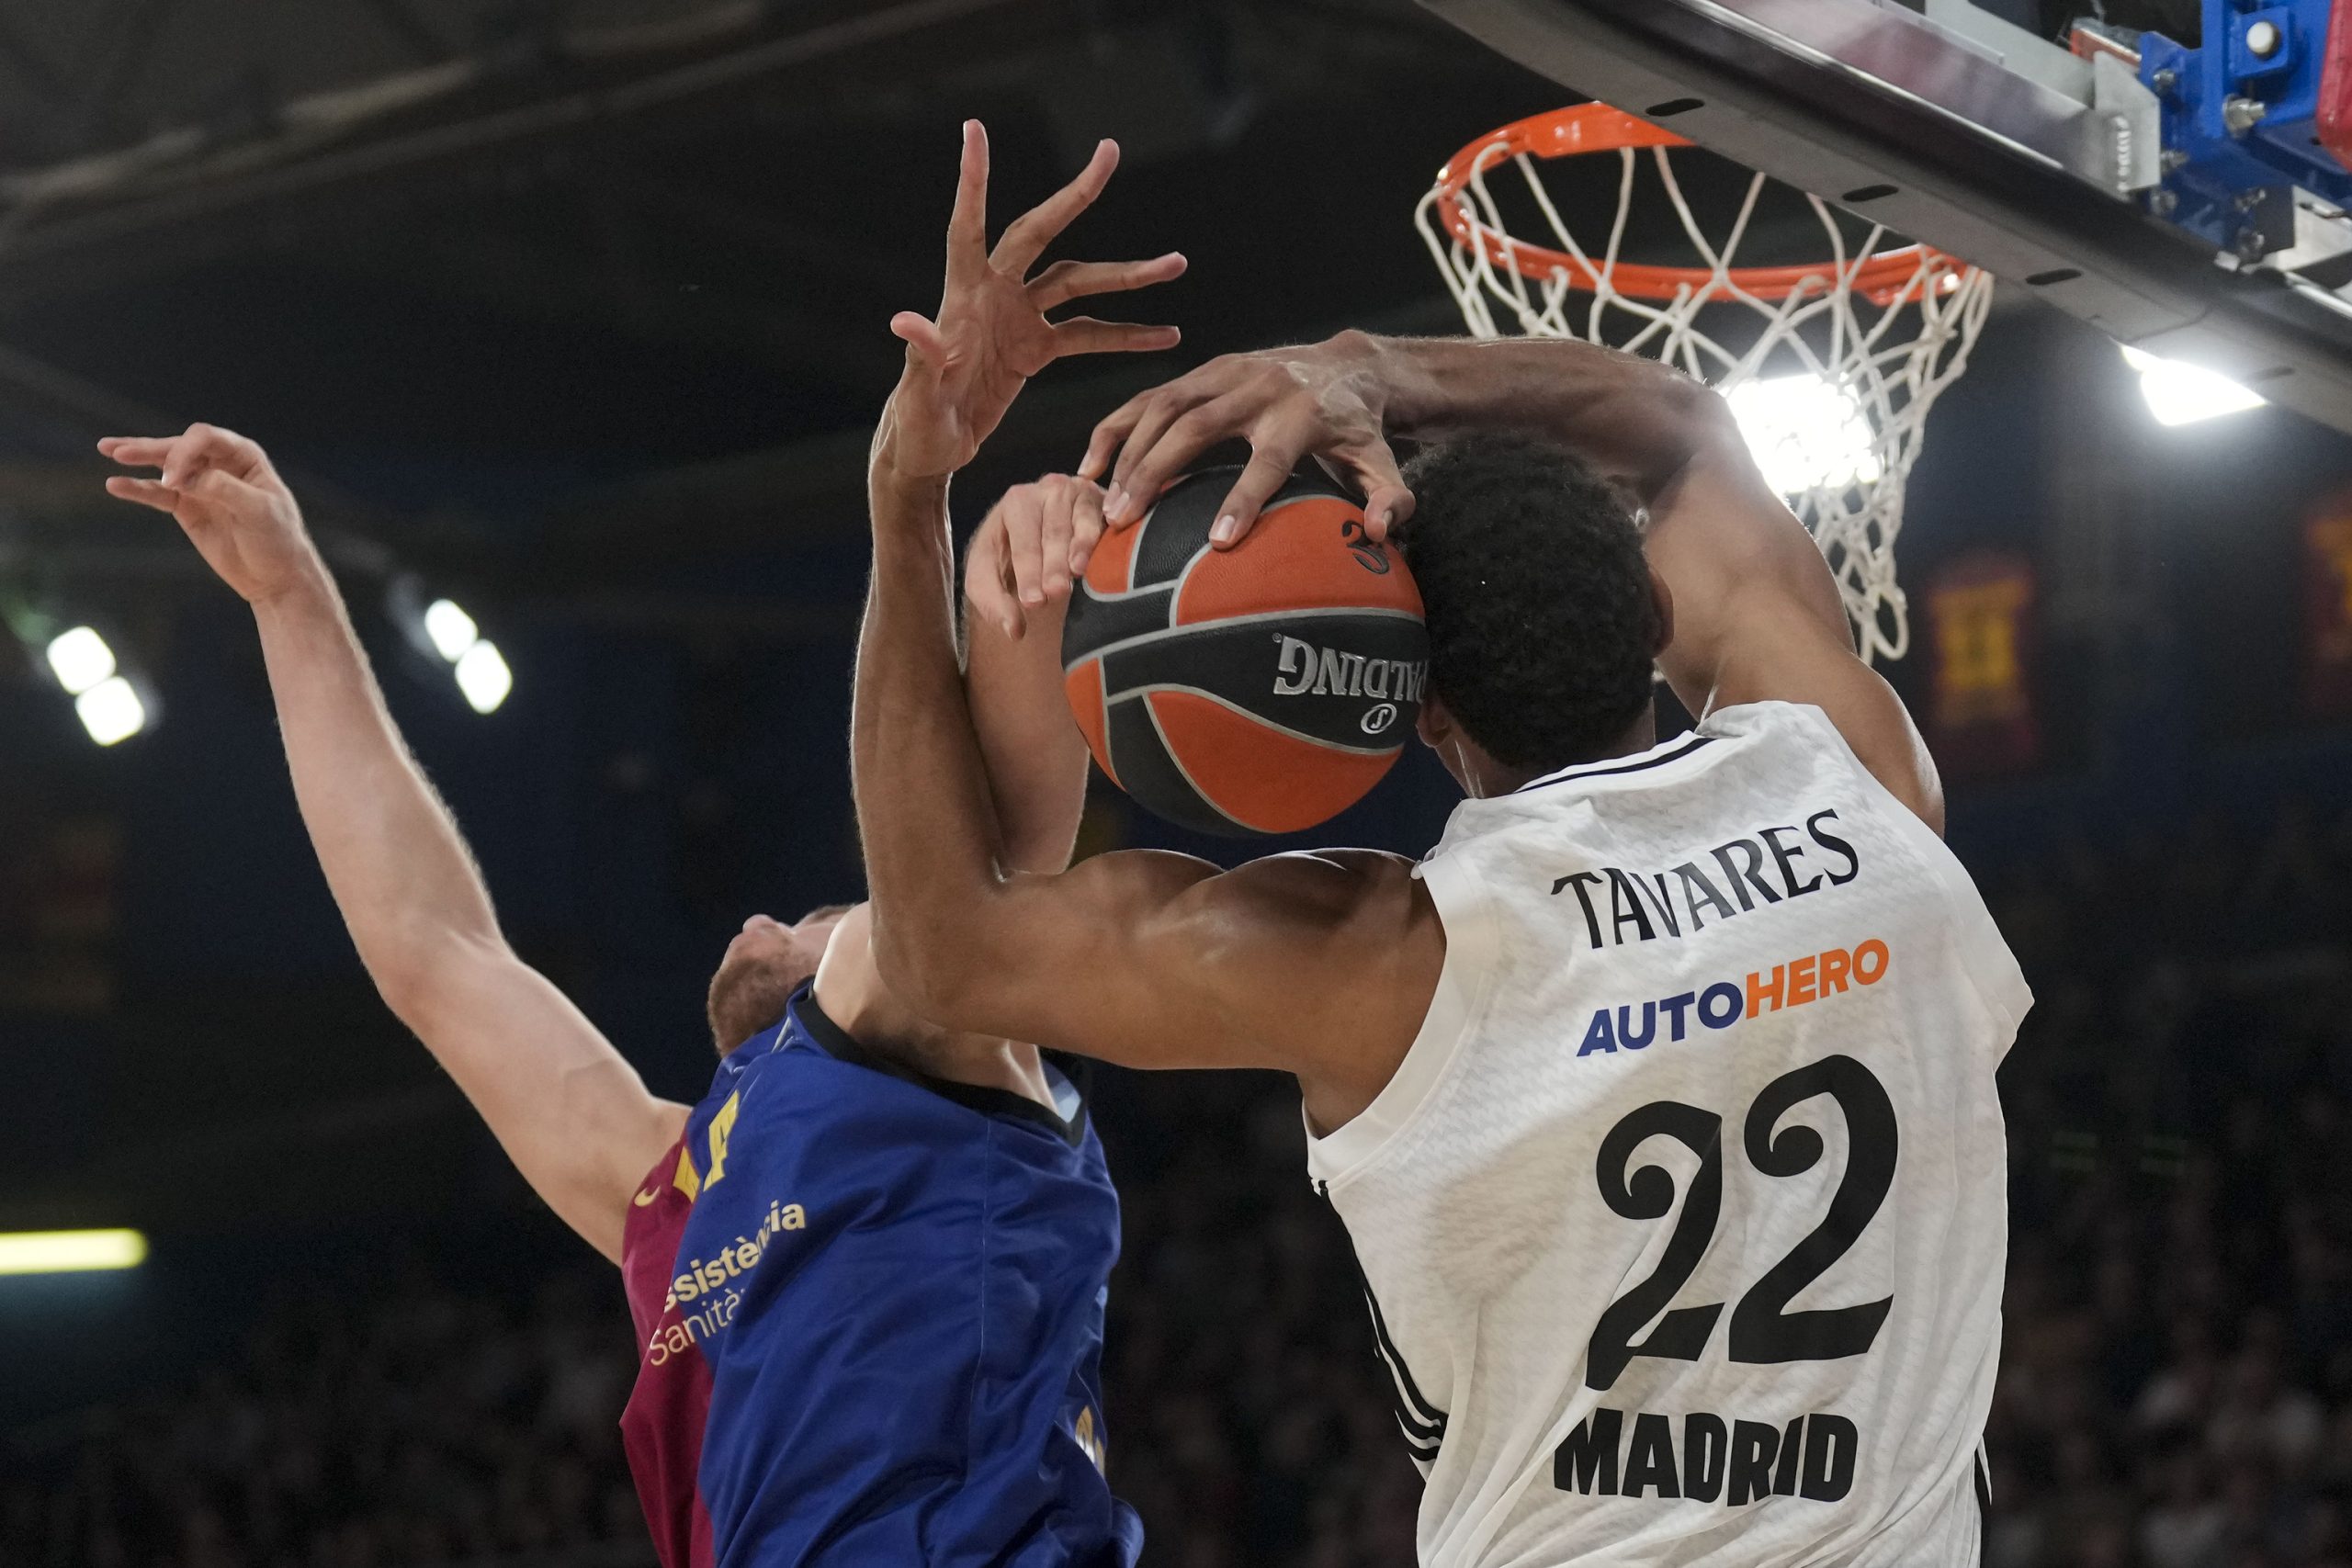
left=1587, top=1055, right=1898, bottom=1393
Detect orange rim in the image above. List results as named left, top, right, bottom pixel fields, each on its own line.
left=1431, top=104, right=1964, bottom=306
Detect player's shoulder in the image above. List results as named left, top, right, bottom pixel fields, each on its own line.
left=1702, top=696, right=1946, bottom=834
left=1696, top=698, right=1880, bottom=780
left=1694, top=695, right=1833, bottom=740
left=1221, top=848, right=1422, bottom=919
left=1152, top=849, right=1430, bottom=977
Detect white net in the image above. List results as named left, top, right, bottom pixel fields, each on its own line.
left=1414, top=111, right=1995, bottom=665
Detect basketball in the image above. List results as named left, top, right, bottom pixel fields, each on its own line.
left=1060, top=467, right=1429, bottom=837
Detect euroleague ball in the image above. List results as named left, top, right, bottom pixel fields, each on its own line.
left=1061, top=467, right=1429, bottom=837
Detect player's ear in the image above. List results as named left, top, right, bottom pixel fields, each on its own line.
left=1647, top=565, right=1675, bottom=658
left=1416, top=692, right=1453, bottom=751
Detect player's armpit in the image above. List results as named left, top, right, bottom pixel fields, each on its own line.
left=1646, top=435, right=1947, bottom=836
left=870, top=846, right=1442, bottom=1126
left=385, top=934, right=688, bottom=1265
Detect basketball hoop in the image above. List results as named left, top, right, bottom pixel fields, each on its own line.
left=1415, top=104, right=1994, bottom=665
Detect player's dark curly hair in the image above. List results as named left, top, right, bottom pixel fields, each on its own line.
left=1397, top=433, right=1661, bottom=775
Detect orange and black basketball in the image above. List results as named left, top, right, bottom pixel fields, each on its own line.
left=1061, top=467, right=1429, bottom=837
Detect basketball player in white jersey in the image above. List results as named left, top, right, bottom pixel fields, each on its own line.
left=859, top=122, right=2029, bottom=1566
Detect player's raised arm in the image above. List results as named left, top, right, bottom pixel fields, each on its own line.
left=100, top=425, right=684, bottom=1264
left=960, top=476, right=1102, bottom=875
left=856, top=129, right=1440, bottom=1131
left=1081, top=333, right=1944, bottom=833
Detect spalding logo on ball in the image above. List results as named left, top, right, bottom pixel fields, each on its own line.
left=1061, top=467, right=1429, bottom=837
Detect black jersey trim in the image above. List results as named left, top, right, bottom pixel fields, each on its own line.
left=1515, top=731, right=1716, bottom=794
left=1318, top=1179, right=1449, bottom=1457
left=790, top=987, right=1088, bottom=1147
left=1975, top=1450, right=1991, bottom=1567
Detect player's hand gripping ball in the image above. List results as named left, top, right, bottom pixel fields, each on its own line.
left=1061, top=468, right=1429, bottom=836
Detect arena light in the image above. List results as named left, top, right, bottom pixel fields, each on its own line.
left=74, top=677, right=147, bottom=745
left=0, top=1228, right=148, bottom=1277
left=1724, top=374, right=1883, bottom=496
left=2120, top=345, right=2266, bottom=426
left=45, top=626, right=117, bottom=695
left=409, top=594, right=511, bottom=713
left=423, top=598, right=480, bottom=662
left=454, top=640, right=512, bottom=714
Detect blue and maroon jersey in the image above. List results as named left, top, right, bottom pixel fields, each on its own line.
left=617, top=987, right=1141, bottom=1568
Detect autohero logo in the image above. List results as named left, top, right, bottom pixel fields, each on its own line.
left=1272, top=634, right=1427, bottom=704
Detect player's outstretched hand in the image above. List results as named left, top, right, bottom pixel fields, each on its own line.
left=966, top=474, right=1106, bottom=639
left=1078, top=330, right=1414, bottom=549
left=98, top=424, right=320, bottom=605
left=877, top=121, right=1185, bottom=485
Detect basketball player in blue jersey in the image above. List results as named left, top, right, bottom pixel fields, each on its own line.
left=96, top=151, right=1180, bottom=1568
left=863, top=122, right=2025, bottom=1566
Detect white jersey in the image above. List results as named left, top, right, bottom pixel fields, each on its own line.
left=1307, top=702, right=2029, bottom=1568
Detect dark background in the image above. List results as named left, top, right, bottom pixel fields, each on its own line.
left=5, top=3, right=2352, bottom=1566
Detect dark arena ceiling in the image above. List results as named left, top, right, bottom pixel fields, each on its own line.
left=0, top=0, right=1588, bottom=614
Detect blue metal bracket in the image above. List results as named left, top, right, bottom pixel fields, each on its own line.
left=2142, top=0, right=2351, bottom=259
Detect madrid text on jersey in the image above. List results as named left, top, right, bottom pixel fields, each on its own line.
left=1549, top=809, right=1860, bottom=950
left=1555, top=1408, right=1861, bottom=1506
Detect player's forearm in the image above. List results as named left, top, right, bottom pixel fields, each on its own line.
left=1374, top=333, right=1846, bottom=694
left=964, top=592, right=1088, bottom=874
left=1374, top=333, right=1729, bottom=494
left=854, top=453, right=1017, bottom=1015
left=249, top=566, right=508, bottom=1002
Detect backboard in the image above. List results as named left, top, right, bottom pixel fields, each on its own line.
left=1416, top=0, right=2352, bottom=436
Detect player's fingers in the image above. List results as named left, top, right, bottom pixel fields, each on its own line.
left=890, top=311, right=950, bottom=370
left=1104, top=387, right=1230, bottom=519
left=173, top=468, right=268, bottom=526
left=965, top=524, right=1024, bottom=639
left=104, top=475, right=181, bottom=514
left=1079, top=390, right=1156, bottom=486
left=1338, top=437, right=1416, bottom=539
left=1000, top=485, right=1052, bottom=610
left=944, top=120, right=990, bottom=277
left=186, top=467, right=264, bottom=503
left=1046, top=318, right=1179, bottom=362
left=1211, top=440, right=1306, bottom=548
left=160, top=423, right=229, bottom=488
left=1112, top=391, right=1260, bottom=525
left=990, top=139, right=1117, bottom=277
left=1026, top=253, right=1187, bottom=310
left=175, top=423, right=268, bottom=483
left=1363, top=479, right=1417, bottom=539
left=1069, top=481, right=1108, bottom=578
left=97, top=435, right=175, bottom=467
left=1037, top=481, right=1080, bottom=602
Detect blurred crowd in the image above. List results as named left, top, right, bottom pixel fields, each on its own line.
left=1, top=1271, right=648, bottom=1568
left=9, top=797, right=2352, bottom=1568
left=1983, top=798, right=2352, bottom=1568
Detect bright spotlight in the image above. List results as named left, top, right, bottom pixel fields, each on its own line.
left=0, top=1228, right=147, bottom=1277
left=45, top=626, right=118, bottom=695
left=74, top=677, right=147, bottom=745
left=2120, top=345, right=2266, bottom=426
left=423, top=599, right=480, bottom=662
left=455, top=640, right=512, bottom=714
left=1724, top=374, right=1883, bottom=495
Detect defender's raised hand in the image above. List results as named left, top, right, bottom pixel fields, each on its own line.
left=99, top=424, right=319, bottom=605
left=1078, top=331, right=1415, bottom=548
left=877, top=122, right=1184, bottom=483
left=965, top=474, right=1108, bottom=640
